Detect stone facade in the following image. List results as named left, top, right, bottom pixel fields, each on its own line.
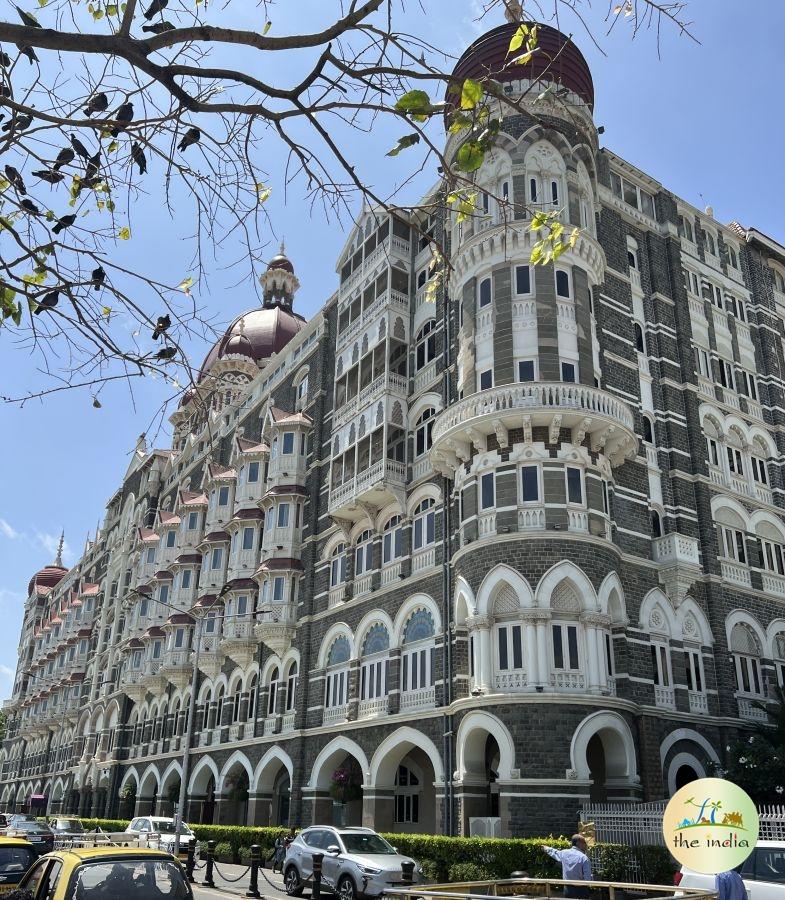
left=3, top=19, right=785, bottom=839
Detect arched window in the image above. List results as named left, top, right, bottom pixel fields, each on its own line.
left=491, top=585, right=524, bottom=690
left=266, top=667, right=279, bottom=717
left=679, top=216, right=694, bottom=243
left=771, top=266, right=785, bottom=294
left=642, top=415, right=654, bottom=444
left=730, top=623, right=763, bottom=697
left=650, top=509, right=662, bottom=538
left=627, top=238, right=639, bottom=271
left=247, top=676, right=257, bottom=722
left=774, top=633, right=785, bottom=688
left=401, top=609, right=435, bottom=697
left=412, top=499, right=435, bottom=551
left=550, top=583, right=581, bottom=680
left=215, top=686, right=225, bottom=727
left=325, top=636, right=351, bottom=709
left=478, top=277, right=492, bottom=309
left=232, top=681, right=243, bottom=723
left=703, top=230, right=717, bottom=257
left=757, top=523, right=784, bottom=575
left=415, top=409, right=436, bottom=458
left=330, top=543, right=347, bottom=587
left=555, top=269, right=570, bottom=299
left=285, top=662, right=298, bottom=712
left=382, top=516, right=403, bottom=566
left=354, top=530, right=374, bottom=576
left=415, top=321, right=436, bottom=371
left=296, top=373, right=309, bottom=409
left=750, top=439, right=769, bottom=487
left=717, top=508, right=747, bottom=565
left=360, top=624, right=390, bottom=702
left=634, top=322, right=645, bottom=353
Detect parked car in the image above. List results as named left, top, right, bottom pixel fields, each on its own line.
left=284, top=826, right=421, bottom=900
left=17, top=846, right=193, bottom=899
left=677, top=841, right=785, bottom=900
left=0, top=813, right=11, bottom=835
left=48, top=817, right=85, bottom=837
left=124, top=816, right=196, bottom=854
left=4, top=819, right=55, bottom=856
left=0, top=836, right=39, bottom=893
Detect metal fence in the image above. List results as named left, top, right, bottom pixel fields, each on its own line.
left=581, top=801, right=785, bottom=847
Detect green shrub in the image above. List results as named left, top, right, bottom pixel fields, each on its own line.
left=418, top=859, right=441, bottom=883
left=214, top=841, right=233, bottom=861
left=239, top=846, right=252, bottom=863
left=448, top=862, right=493, bottom=883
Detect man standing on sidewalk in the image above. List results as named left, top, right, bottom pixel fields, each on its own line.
left=541, top=835, right=593, bottom=899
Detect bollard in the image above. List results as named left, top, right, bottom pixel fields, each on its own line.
left=245, top=844, right=261, bottom=899
left=312, top=852, right=324, bottom=900
left=401, top=861, right=415, bottom=885
left=185, top=842, right=196, bottom=883
left=203, top=839, right=216, bottom=888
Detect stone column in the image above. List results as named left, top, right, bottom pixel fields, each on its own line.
left=466, top=616, right=491, bottom=691
left=535, top=613, right=551, bottom=688
left=521, top=611, right=540, bottom=686
left=362, top=788, right=395, bottom=832
left=582, top=615, right=600, bottom=690
left=247, top=792, right=272, bottom=827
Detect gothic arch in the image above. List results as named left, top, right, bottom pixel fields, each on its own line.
left=570, top=711, right=638, bottom=782
left=309, top=736, right=370, bottom=790
left=639, top=588, right=677, bottom=639
left=597, top=572, right=628, bottom=623
left=456, top=710, right=516, bottom=781
left=370, top=726, right=444, bottom=788
left=253, top=746, right=295, bottom=794
left=476, top=565, right=534, bottom=616
left=138, top=764, right=160, bottom=799
left=454, top=577, right=476, bottom=627
left=189, top=756, right=220, bottom=795
left=676, top=597, right=713, bottom=646
left=119, top=768, right=140, bottom=795
left=535, top=561, right=597, bottom=611
left=218, top=750, right=254, bottom=793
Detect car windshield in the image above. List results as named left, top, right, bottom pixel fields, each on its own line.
left=56, top=819, right=83, bottom=831
left=14, top=821, right=51, bottom=833
left=73, top=859, right=191, bottom=899
left=340, top=833, right=396, bottom=855
left=154, top=822, right=193, bottom=835
left=0, top=845, right=36, bottom=874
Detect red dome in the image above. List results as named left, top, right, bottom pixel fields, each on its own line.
left=199, top=305, right=306, bottom=382
left=28, top=564, right=68, bottom=597
left=447, top=22, right=594, bottom=115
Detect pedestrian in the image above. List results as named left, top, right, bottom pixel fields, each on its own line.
left=716, top=869, right=747, bottom=900
left=541, top=834, right=592, bottom=899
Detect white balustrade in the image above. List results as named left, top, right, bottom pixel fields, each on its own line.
left=761, top=571, right=785, bottom=597
left=688, top=691, right=708, bottom=715
left=263, top=716, right=276, bottom=736
left=652, top=533, right=700, bottom=566
left=697, top=375, right=714, bottom=396
left=328, top=585, right=346, bottom=608
left=354, top=574, right=373, bottom=596
left=755, top=483, right=773, bottom=504
left=494, top=671, right=527, bottom=691
left=381, top=562, right=403, bottom=585
left=413, top=360, right=439, bottom=395
left=645, top=445, right=658, bottom=468
left=330, top=459, right=406, bottom=511
left=723, top=389, right=740, bottom=410
left=322, top=704, right=348, bottom=725
left=282, top=711, right=296, bottom=732
left=568, top=509, right=588, bottom=533
left=518, top=506, right=545, bottom=530
left=738, top=697, right=768, bottom=722
left=478, top=512, right=497, bottom=537
left=550, top=672, right=585, bottom=691
left=654, top=685, right=676, bottom=709
left=721, top=559, right=752, bottom=587
left=412, top=547, right=436, bottom=573
left=399, top=685, right=435, bottom=711
left=411, top=456, right=432, bottom=483
left=629, top=268, right=642, bottom=290
left=688, top=297, right=704, bottom=320
left=357, top=696, right=389, bottom=719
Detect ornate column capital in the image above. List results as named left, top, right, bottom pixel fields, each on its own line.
left=466, top=615, right=491, bottom=630
left=520, top=608, right=552, bottom=623
left=580, top=613, right=611, bottom=628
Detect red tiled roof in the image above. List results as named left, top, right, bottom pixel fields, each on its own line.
left=262, top=485, right=307, bottom=500
left=174, top=553, right=202, bottom=565
left=159, top=511, right=181, bottom=526
left=179, top=490, right=208, bottom=507
left=201, top=531, right=230, bottom=543
left=154, top=570, right=174, bottom=580
left=232, top=508, right=264, bottom=522
left=226, top=578, right=258, bottom=591
left=79, top=583, right=100, bottom=596
left=126, top=638, right=144, bottom=650
left=142, top=626, right=165, bottom=639
left=236, top=436, right=269, bottom=455
left=269, top=407, right=313, bottom=426
left=137, top=527, right=160, bottom=543
left=165, top=613, right=195, bottom=626
left=206, top=462, right=236, bottom=482
left=194, top=594, right=222, bottom=608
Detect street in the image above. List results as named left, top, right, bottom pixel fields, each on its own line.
left=191, top=862, right=296, bottom=900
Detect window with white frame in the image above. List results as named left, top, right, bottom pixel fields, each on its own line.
left=679, top=216, right=694, bottom=243
left=285, top=662, right=298, bottom=711
left=627, top=238, right=638, bottom=271
left=394, top=764, right=420, bottom=824
left=774, top=634, right=785, bottom=688
left=415, top=408, right=435, bottom=457
left=561, top=360, right=576, bottom=383
left=771, top=266, right=785, bottom=294
left=354, top=530, right=374, bottom=575
left=218, top=485, right=230, bottom=506
left=555, top=269, right=571, bottom=298
left=241, top=527, right=255, bottom=551
left=415, top=321, right=436, bottom=371
left=610, top=171, right=656, bottom=218
left=650, top=640, right=672, bottom=687
left=277, top=503, right=290, bottom=528
left=401, top=609, right=435, bottom=694
left=517, top=359, right=536, bottom=382
left=478, top=277, right=492, bottom=309
left=551, top=622, right=579, bottom=671
left=725, top=294, right=746, bottom=322
left=730, top=623, right=763, bottom=697
left=760, top=537, right=785, bottom=575
left=187, top=511, right=199, bottom=530
left=479, top=369, right=493, bottom=390
left=382, top=516, right=404, bottom=565
left=694, top=345, right=711, bottom=378
left=751, top=446, right=769, bottom=485
left=282, top=432, right=295, bottom=455
left=515, top=265, right=532, bottom=296
left=360, top=624, right=390, bottom=701
left=413, top=498, right=435, bottom=550
left=719, top=524, right=747, bottom=564
left=565, top=466, right=584, bottom=505
left=684, top=646, right=704, bottom=694
left=519, top=465, right=540, bottom=503
left=495, top=620, right=524, bottom=676
left=247, top=675, right=258, bottom=721
left=737, top=370, right=757, bottom=400
left=718, top=359, right=735, bottom=391
left=324, top=636, right=351, bottom=708
left=210, top=547, right=223, bottom=570
left=296, top=374, right=309, bottom=406
left=330, top=543, right=347, bottom=587
left=703, top=229, right=717, bottom=257
left=266, top=667, right=279, bottom=716
left=726, top=444, right=744, bottom=476
left=480, top=472, right=495, bottom=510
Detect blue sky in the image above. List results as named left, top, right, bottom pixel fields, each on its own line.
left=0, top=0, right=783, bottom=696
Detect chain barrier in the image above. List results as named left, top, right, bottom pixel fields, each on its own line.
left=212, top=859, right=252, bottom=883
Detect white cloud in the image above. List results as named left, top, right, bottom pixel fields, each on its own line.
left=0, top=665, right=14, bottom=681
left=0, top=519, right=20, bottom=540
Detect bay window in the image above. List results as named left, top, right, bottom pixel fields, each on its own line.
left=413, top=499, right=436, bottom=550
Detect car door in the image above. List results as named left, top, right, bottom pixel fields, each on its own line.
left=298, top=829, right=327, bottom=882
left=18, top=858, right=63, bottom=900
left=754, top=846, right=785, bottom=900
left=320, top=829, right=343, bottom=889
left=740, top=849, right=759, bottom=900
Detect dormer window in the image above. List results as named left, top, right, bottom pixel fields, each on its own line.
left=218, top=486, right=229, bottom=506
left=165, top=531, right=176, bottom=548
left=248, top=462, right=260, bottom=483
left=282, top=432, right=295, bottom=455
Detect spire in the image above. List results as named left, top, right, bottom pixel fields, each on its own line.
left=54, top=531, right=65, bottom=568
left=503, top=0, right=523, bottom=22
left=280, top=239, right=285, bottom=255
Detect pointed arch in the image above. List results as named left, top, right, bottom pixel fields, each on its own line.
left=456, top=710, right=516, bottom=781
left=160, top=760, right=183, bottom=795
left=639, top=588, right=676, bottom=639
left=138, top=764, right=160, bottom=798
left=119, top=768, right=140, bottom=795
left=308, top=736, right=370, bottom=790
left=189, top=755, right=220, bottom=795
left=676, top=597, right=713, bottom=646
left=370, top=727, right=444, bottom=788
left=454, top=576, right=475, bottom=627
left=253, top=746, right=295, bottom=794
left=535, top=561, right=597, bottom=611
left=217, top=750, right=254, bottom=793
left=597, top=572, right=628, bottom=623
left=570, top=710, right=638, bottom=782
left=476, top=565, right=534, bottom=616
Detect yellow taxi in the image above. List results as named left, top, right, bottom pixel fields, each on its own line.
left=16, top=845, right=193, bottom=899
left=0, top=836, right=38, bottom=894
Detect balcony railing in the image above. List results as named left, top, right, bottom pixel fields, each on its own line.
left=738, top=696, right=768, bottom=722
left=720, top=559, right=752, bottom=587
left=412, top=547, right=436, bottom=574
left=652, top=532, right=701, bottom=566
left=688, top=690, right=708, bottom=715
left=431, top=383, right=636, bottom=470
left=282, top=711, right=296, bottom=732
left=323, top=704, right=348, bottom=726
left=329, top=458, right=406, bottom=515
left=494, top=671, right=527, bottom=692
left=357, top=696, right=389, bottom=719
left=549, top=672, right=585, bottom=691
left=654, top=685, right=676, bottom=709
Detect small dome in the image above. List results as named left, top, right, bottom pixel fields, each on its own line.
left=267, top=251, right=294, bottom=273
left=199, top=305, right=306, bottom=382
left=447, top=21, right=594, bottom=115
left=28, top=564, right=67, bottom=598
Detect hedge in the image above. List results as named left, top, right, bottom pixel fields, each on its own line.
left=79, top=819, right=675, bottom=884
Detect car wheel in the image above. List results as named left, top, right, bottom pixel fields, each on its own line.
left=284, top=866, right=304, bottom=897
left=338, top=875, right=358, bottom=900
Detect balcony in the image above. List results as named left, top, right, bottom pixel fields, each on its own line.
left=412, top=547, right=436, bottom=574
left=119, top=668, right=148, bottom=703
left=328, top=585, right=346, bottom=608
left=357, top=696, right=389, bottom=719
left=142, top=659, right=167, bottom=694
left=413, top=359, right=439, bottom=395
left=229, top=722, right=246, bottom=742
left=261, top=525, right=302, bottom=560
left=334, top=371, right=409, bottom=430
left=654, top=685, right=676, bottom=709
left=494, top=671, right=527, bottom=692
left=196, top=636, right=225, bottom=678
left=263, top=716, right=277, bottom=736
left=282, top=711, right=296, bottom=732
left=329, top=458, right=406, bottom=518
left=220, top=618, right=258, bottom=668
left=323, top=704, right=349, bottom=726
left=227, top=547, right=260, bottom=580
left=737, top=696, right=768, bottom=723
left=399, top=686, right=436, bottom=711
left=652, top=533, right=700, bottom=566
left=254, top=602, right=296, bottom=655
left=160, top=649, right=192, bottom=689
left=549, top=672, right=586, bottom=691
left=688, top=690, right=708, bottom=715
left=336, top=288, right=409, bottom=352
left=430, top=383, right=636, bottom=474
left=720, top=559, right=752, bottom=588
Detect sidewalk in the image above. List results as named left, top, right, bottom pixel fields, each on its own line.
left=192, top=860, right=293, bottom=899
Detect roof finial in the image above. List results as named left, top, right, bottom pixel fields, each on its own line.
left=238, top=316, right=246, bottom=336
left=279, top=238, right=285, bottom=255
left=55, top=530, right=65, bottom=567
left=504, top=0, right=523, bottom=22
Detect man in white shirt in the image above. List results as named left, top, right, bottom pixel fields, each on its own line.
left=542, top=835, right=593, bottom=899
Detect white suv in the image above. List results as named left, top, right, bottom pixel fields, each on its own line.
left=125, top=816, right=196, bottom=853
left=678, top=841, right=785, bottom=900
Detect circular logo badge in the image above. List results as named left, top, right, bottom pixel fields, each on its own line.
left=663, top=778, right=759, bottom=875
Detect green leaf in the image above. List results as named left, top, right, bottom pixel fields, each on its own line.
left=117, top=226, right=131, bottom=240
left=101, top=306, right=112, bottom=317
left=106, top=3, right=118, bottom=13
left=92, top=7, right=104, bottom=19
left=460, top=78, right=483, bottom=110
left=455, top=141, right=484, bottom=173
left=262, top=20, right=271, bottom=34
left=531, top=211, right=549, bottom=230
left=395, top=89, right=432, bottom=121
left=178, top=275, right=193, bottom=292
left=568, top=227, right=581, bottom=248
left=530, top=242, right=544, bottom=265
left=508, top=23, right=528, bottom=54
left=255, top=184, right=271, bottom=203
left=386, top=133, right=420, bottom=157
left=1, top=285, right=20, bottom=324
left=448, top=112, right=472, bottom=134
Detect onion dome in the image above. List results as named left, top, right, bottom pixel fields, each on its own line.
left=27, top=531, right=68, bottom=597
left=198, top=243, right=306, bottom=382
left=447, top=6, right=594, bottom=115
